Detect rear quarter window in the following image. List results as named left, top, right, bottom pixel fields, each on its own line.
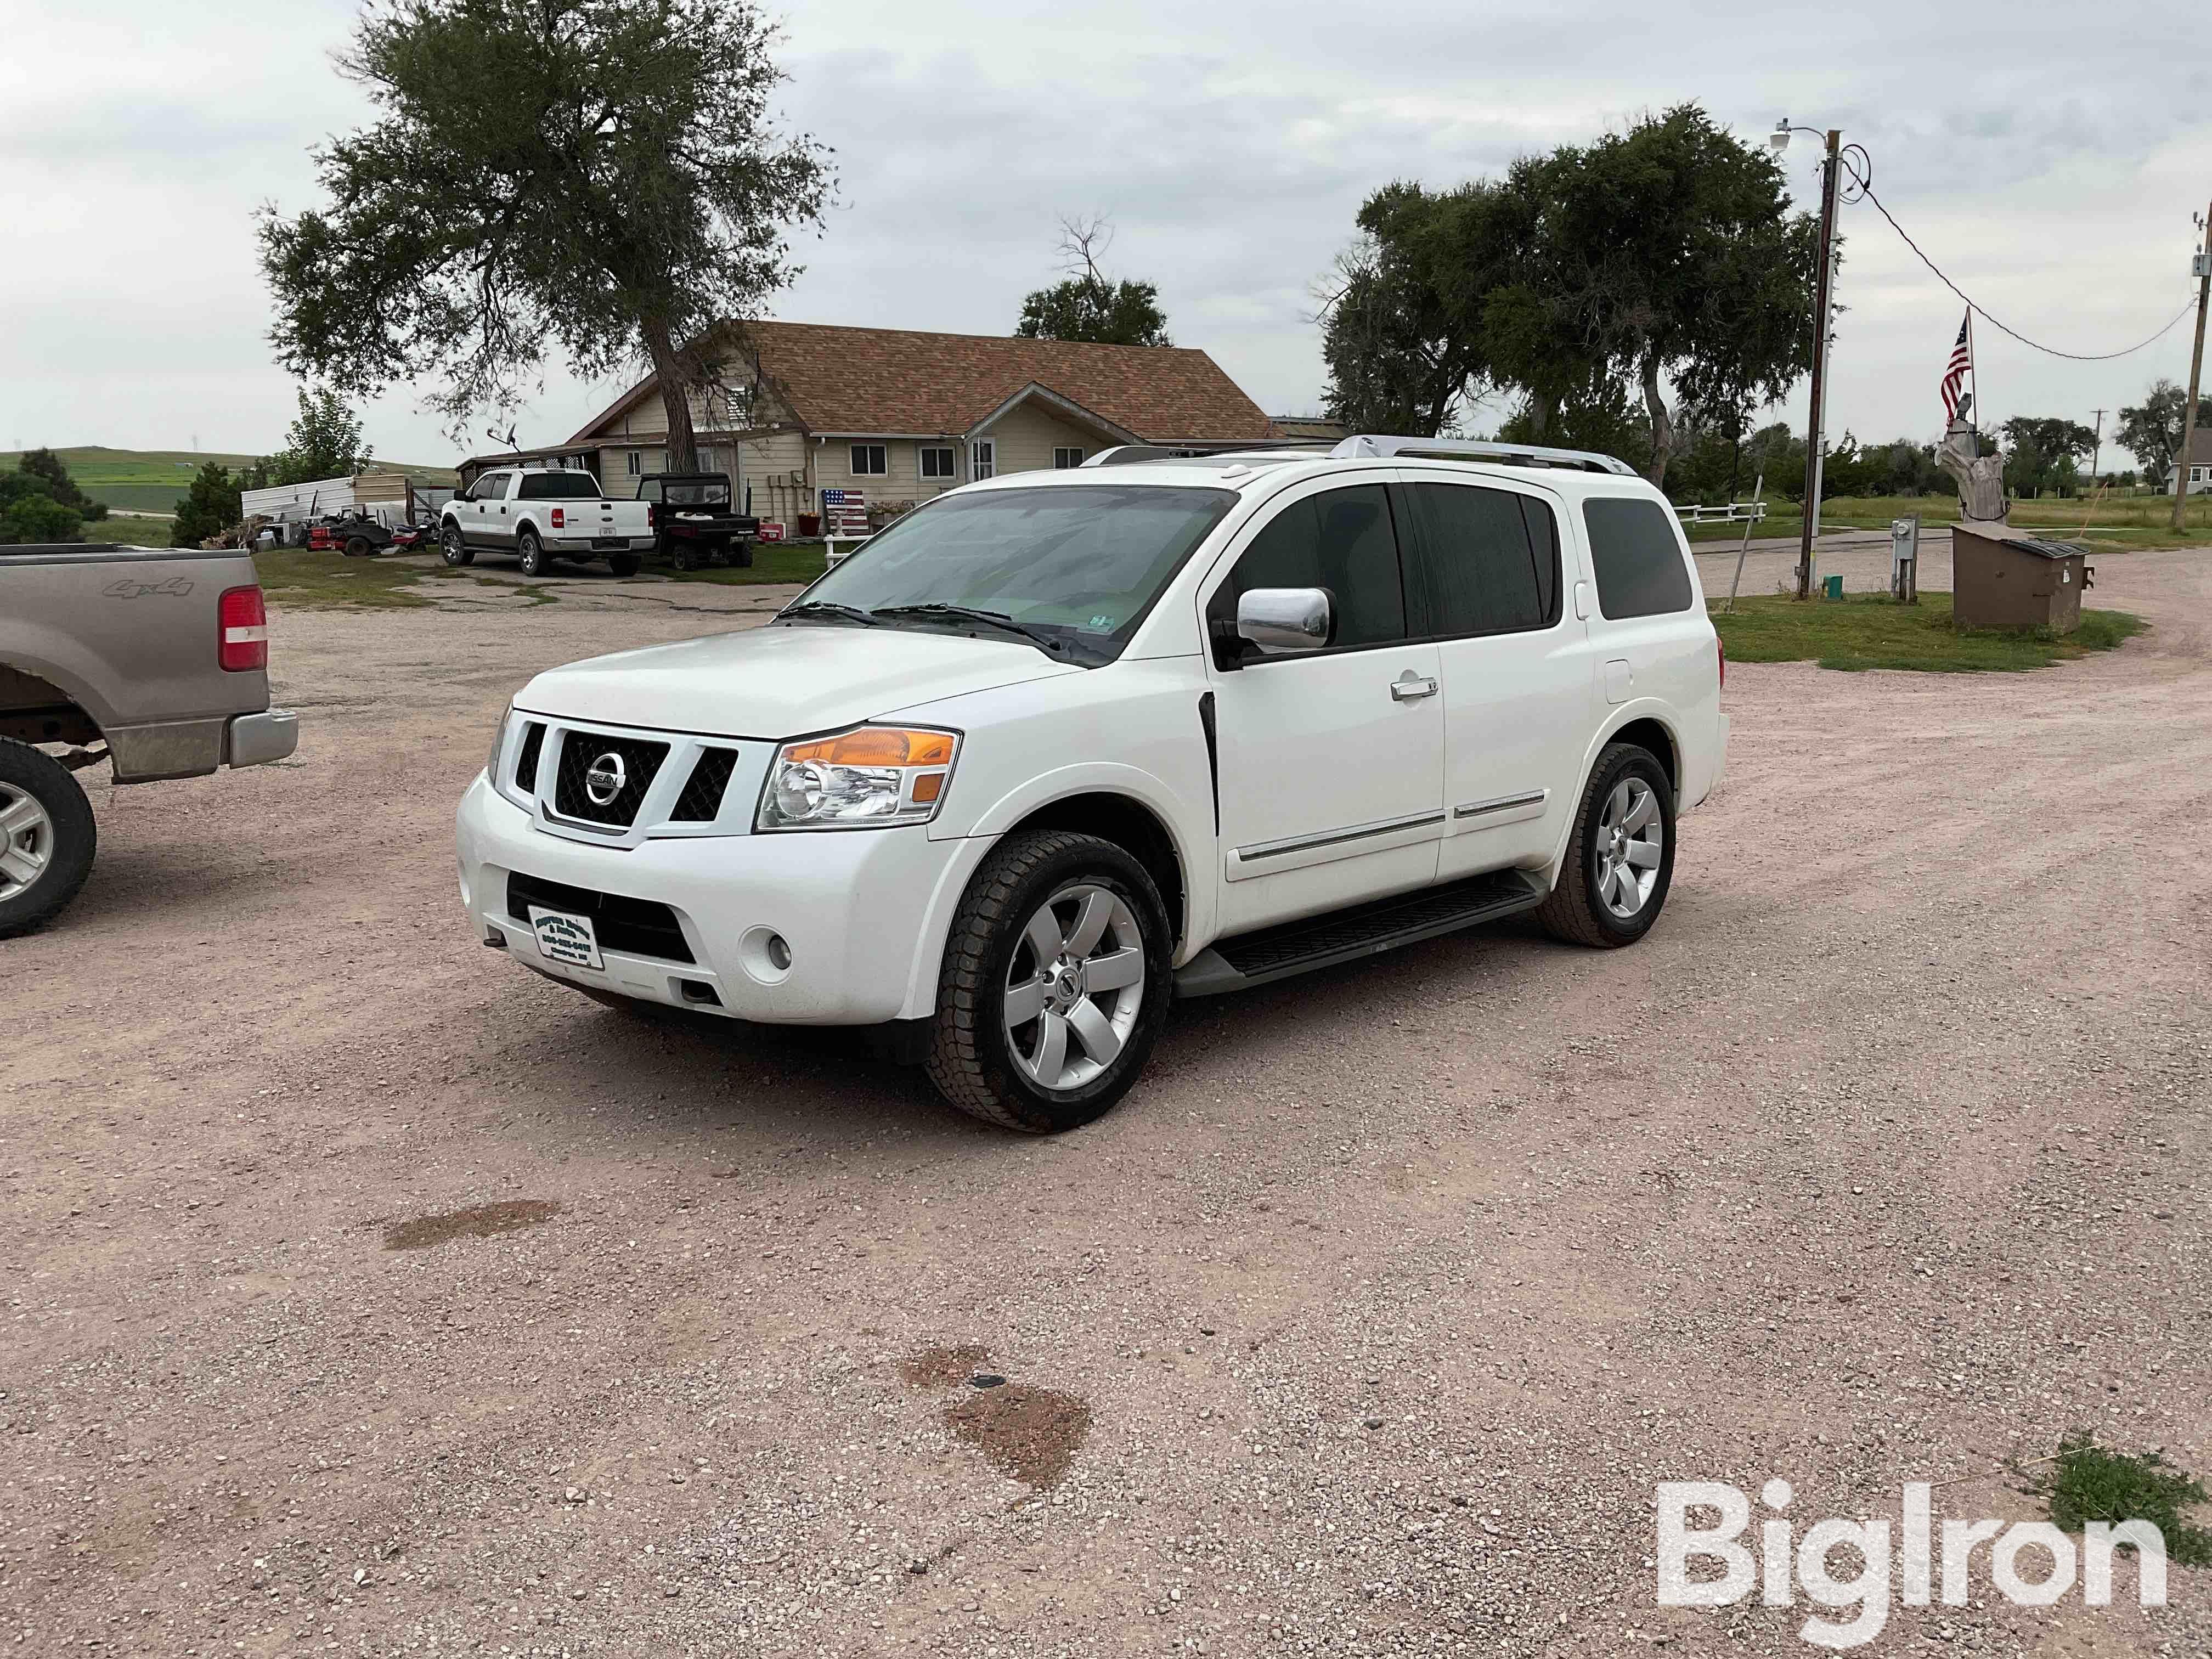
left=1582, top=497, right=1695, bottom=619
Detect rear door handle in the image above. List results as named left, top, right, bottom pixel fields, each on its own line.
left=1391, top=671, right=1438, bottom=702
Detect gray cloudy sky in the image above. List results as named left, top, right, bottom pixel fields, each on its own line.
left=3, top=0, right=2205, bottom=470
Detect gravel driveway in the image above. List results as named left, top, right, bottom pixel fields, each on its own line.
left=4, top=546, right=2208, bottom=1657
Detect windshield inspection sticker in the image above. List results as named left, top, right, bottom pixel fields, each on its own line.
left=528, top=907, right=603, bottom=970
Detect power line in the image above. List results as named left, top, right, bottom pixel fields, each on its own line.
left=1854, top=178, right=2197, bottom=362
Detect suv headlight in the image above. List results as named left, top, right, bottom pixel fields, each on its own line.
left=487, top=703, right=511, bottom=783
left=756, top=725, right=960, bottom=831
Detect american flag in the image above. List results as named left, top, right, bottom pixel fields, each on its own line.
left=1939, top=309, right=1973, bottom=422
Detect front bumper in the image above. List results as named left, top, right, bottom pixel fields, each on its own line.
left=456, top=777, right=984, bottom=1025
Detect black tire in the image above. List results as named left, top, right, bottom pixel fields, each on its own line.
left=926, top=830, right=1173, bottom=1133
left=344, top=534, right=373, bottom=558
left=517, top=529, right=547, bottom=577
left=1533, top=741, right=1677, bottom=949
left=607, top=554, right=641, bottom=578
left=731, top=540, right=754, bottom=569
left=440, top=524, right=475, bottom=567
left=0, top=739, right=97, bottom=940
left=669, top=543, right=696, bottom=573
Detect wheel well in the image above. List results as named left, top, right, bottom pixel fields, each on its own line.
left=1003, top=793, right=1187, bottom=945
left=0, top=663, right=100, bottom=748
left=1609, top=717, right=1678, bottom=789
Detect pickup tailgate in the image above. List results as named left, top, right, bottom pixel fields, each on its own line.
left=547, top=499, right=651, bottom=540
left=0, top=544, right=287, bottom=780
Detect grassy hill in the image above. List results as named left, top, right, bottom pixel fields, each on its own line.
left=1, top=445, right=460, bottom=514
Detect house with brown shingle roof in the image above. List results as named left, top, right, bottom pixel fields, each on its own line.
left=560, top=320, right=1277, bottom=526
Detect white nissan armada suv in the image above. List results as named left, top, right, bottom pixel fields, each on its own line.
left=456, top=436, right=1727, bottom=1132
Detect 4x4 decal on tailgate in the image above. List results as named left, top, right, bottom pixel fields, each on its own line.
left=102, top=577, right=194, bottom=599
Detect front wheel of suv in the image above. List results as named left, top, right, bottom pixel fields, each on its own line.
left=1533, top=741, right=1677, bottom=948
left=926, top=830, right=1173, bottom=1133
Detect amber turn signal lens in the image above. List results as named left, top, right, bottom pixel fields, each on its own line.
left=785, top=727, right=955, bottom=767
left=910, top=772, right=945, bottom=803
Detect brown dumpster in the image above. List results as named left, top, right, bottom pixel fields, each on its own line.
left=1950, top=524, right=2092, bottom=633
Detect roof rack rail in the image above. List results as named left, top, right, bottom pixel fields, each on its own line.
left=1329, top=435, right=1638, bottom=476
left=1084, top=440, right=1328, bottom=467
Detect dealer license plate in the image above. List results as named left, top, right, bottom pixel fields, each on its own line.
left=528, top=906, right=603, bottom=970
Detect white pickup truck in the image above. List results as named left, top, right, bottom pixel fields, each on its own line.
left=439, top=467, right=653, bottom=578
left=458, top=435, right=1726, bottom=1133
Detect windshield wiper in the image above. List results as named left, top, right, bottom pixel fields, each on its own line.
left=872, top=604, right=1066, bottom=654
left=778, top=600, right=881, bottom=627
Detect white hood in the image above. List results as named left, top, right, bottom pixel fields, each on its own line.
left=514, top=622, right=1085, bottom=738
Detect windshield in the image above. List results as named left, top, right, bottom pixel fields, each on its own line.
left=785, top=484, right=1235, bottom=664
left=517, top=473, right=603, bottom=500
left=659, top=481, right=730, bottom=506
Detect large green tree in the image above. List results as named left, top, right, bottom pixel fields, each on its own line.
left=258, top=0, right=833, bottom=472
left=2115, top=381, right=2211, bottom=489
left=1319, top=105, right=1819, bottom=489
left=14, top=448, right=107, bottom=522
left=0, top=470, right=83, bottom=545
left=1015, top=216, right=1171, bottom=347
left=262, top=387, right=374, bottom=486
left=172, top=463, right=245, bottom=549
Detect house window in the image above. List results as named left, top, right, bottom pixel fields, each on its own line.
left=921, top=446, right=956, bottom=480
left=850, top=443, right=887, bottom=476
left=625, top=450, right=642, bottom=476
left=1054, top=447, right=1085, bottom=469
left=972, top=439, right=996, bottom=481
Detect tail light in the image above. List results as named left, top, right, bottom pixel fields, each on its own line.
left=219, top=585, right=269, bottom=672
left=550, top=507, right=566, bottom=529
left=1717, top=635, right=1726, bottom=692
left=647, top=503, right=658, bottom=529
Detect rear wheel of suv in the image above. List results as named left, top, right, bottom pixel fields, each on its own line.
left=440, top=524, right=475, bottom=567
left=0, top=739, right=97, bottom=939
left=517, top=529, right=548, bottom=577
left=1534, top=741, right=1677, bottom=948
left=926, top=830, right=1173, bottom=1133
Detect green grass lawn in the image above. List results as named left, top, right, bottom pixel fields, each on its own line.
left=1684, top=492, right=2212, bottom=552
left=88, top=514, right=176, bottom=548
left=659, top=540, right=830, bottom=586
left=1713, top=591, right=2144, bottom=672
left=251, top=546, right=441, bottom=609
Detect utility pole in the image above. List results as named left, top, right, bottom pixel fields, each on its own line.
left=2090, top=408, right=2104, bottom=483
left=1796, top=128, right=1841, bottom=600
left=2174, top=204, right=2211, bottom=532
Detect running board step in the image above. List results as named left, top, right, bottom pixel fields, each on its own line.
left=1174, top=868, right=1549, bottom=997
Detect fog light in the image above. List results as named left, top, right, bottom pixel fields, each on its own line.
left=765, top=933, right=792, bottom=971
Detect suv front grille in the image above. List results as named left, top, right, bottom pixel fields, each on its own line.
left=670, top=747, right=738, bottom=821
left=506, top=871, right=695, bottom=963
left=512, top=722, right=545, bottom=793
left=552, top=733, right=669, bottom=827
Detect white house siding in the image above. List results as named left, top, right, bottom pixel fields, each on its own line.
left=977, top=402, right=1104, bottom=476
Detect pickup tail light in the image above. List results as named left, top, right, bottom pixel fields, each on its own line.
left=1717, top=635, right=1726, bottom=692
left=219, top=585, right=269, bottom=673
left=550, top=507, right=566, bottom=529
left=647, top=503, right=658, bottom=530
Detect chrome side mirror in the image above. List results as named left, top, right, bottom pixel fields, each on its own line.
left=1236, top=587, right=1333, bottom=655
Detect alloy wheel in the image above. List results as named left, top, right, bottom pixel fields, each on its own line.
left=1003, top=882, right=1147, bottom=1092
left=1594, top=777, right=1663, bottom=919
left=0, top=782, right=55, bottom=902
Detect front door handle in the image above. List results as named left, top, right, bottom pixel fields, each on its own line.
left=1390, top=671, right=1438, bottom=702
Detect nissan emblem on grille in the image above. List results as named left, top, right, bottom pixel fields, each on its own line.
left=584, top=752, right=627, bottom=806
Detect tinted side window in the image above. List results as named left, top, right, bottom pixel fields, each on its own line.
left=1583, top=498, right=1694, bottom=618
left=1401, top=483, right=1558, bottom=636
left=476, top=474, right=511, bottom=501
left=1210, top=485, right=1406, bottom=652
